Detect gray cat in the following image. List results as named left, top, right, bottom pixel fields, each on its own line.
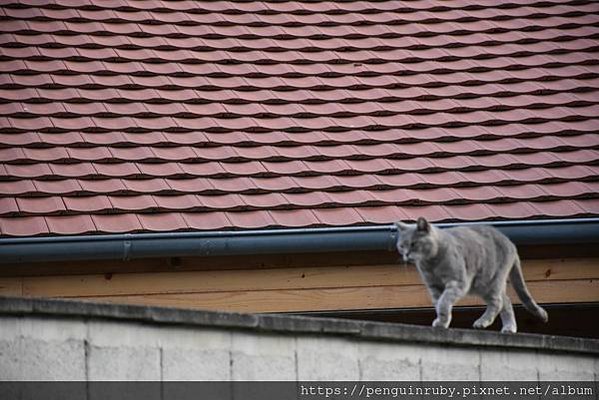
left=395, top=217, right=548, bottom=333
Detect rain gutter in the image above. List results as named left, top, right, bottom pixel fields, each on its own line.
left=1, top=218, right=598, bottom=264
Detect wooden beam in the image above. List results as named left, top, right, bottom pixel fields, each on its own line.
left=19, top=265, right=417, bottom=298
left=520, top=258, right=599, bottom=281
left=3, top=257, right=597, bottom=314
left=74, top=279, right=599, bottom=313
left=11, top=257, right=599, bottom=298
left=0, top=278, right=22, bottom=296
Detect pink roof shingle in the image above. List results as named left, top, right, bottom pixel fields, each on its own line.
left=1, top=0, right=599, bottom=236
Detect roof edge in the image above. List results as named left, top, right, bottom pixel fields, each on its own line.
left=1, top=217, right=599, bottom=264
left=1, top=296, right=597, bottom=355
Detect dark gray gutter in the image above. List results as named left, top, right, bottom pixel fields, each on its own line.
left=1, top=217, right=599, bottom=264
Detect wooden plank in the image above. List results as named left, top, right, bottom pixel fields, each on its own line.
left=21, top=265, right=420, bottom=297
left=0, top=277, right=22, bottom=296
left=77, top=285, right=432, bottom=313
left=506, top=279, right=599, bottom=306
left=522, top=258, right=599, bottom=281
left=19, top=257, right=599, bottom=298
left=74, top=279, right=599, bottom=313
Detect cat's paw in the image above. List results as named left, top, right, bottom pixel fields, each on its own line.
left=432, top=318, right=449, bottom=329
left=501, top=325, right=517, bottom=334
left=537, top=308, right=549, bottom=323
left=472, top=318, right=492, bottom=329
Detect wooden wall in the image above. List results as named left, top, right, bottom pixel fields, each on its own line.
left=1, top=257, right=597, bottom=313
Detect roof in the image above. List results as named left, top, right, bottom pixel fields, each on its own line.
left=0, top=0, right=598, bottom=237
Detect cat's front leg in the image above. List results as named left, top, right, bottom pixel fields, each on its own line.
left=433, top=280, right=467, bottom=328
left=426, top=285, right=443, bottom=308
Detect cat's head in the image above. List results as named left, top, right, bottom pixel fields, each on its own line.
left=394, top=217, right=439, bottom=263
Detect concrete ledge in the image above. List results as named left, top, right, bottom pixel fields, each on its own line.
left=1, top=296, right=598, bottom=356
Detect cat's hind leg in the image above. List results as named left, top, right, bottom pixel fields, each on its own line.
left=473, top=293, right=503, bottom=329
left=499, top=292, right=517, bottom=333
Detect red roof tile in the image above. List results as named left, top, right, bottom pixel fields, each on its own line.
left=0, top=180, right=36, bottom=196
left=91, top=213, right=143, bottom=233
left=181, top=212, right=230, bottom=231
left=63, top=196, right=112, bottom=213
left=535, top=199, right=599, bottom=217
left=45, top=215, right=96, bottom=235
left=1, top=0, right=599, bottom=236
left=109, top=195, right=157, bottom=212
left=0, top=216, right=49, bottom=236
left=153, top=195, right=198, bottom=211
left=268, top=209, right=320, bottom=227
left=78, top=179, right=127, bottom=195
left=0, top=197, right=19, bottom=215
left=137, top=212, right=187, bottom=232
left=166, top=177, right=213, bottom=194
left=16, top=197, right=66, bottom=215
left=225, top=210, right=276, bottom=229
left=197, top=194, right=244, bottom=210
left=485, top=202, right=546, bottom=220
left=121, top=178, right=170, bottom=195
left=312, top=208, right=365, bottom=226
left=250, top=176, right=296, bottom=192
left=356, top=206, right=411, bottom=225
left=93, top=163, right=140, bottom=178
left=398, top=205, right=453, bottom=222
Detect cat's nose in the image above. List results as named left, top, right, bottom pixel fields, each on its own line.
left=402, top=252, right=410, bottom=262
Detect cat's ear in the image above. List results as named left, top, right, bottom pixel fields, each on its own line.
left=416, top=217, right=430, bottom=233
left=394, top=221, right=410, bottom=232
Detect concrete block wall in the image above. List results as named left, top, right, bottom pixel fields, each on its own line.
left=1, top=312, right=597, bottom=381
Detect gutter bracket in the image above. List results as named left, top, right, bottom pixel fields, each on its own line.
left=387, top=225, right=398, bottom=252
left=123, top=235, right=132, bottom=261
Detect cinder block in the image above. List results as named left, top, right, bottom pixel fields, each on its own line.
left=87, top=345, right=161, bottom=381
left=160, top=326, right=232, bottom=380
left=0, top=317, right=20, bottom=341
left=480, top=349, right=537, bottom=380
left=231, top=331, right=296, bottom=380
left=0, top=338, right=85, bottom=380
left=0, top=316, right=86, bottom=381
left=0, top=318, right=21, bottom=380
left=21, top=317, right=87, bottom=342
left=157, top=326, right=231, bottom=350
left=87, top=320, right=160, bottom=348
left=296, top=336, right=360, bottom=380
left=86, top=318, right=162, bottom=383
left=420, top=344, right=480, bottom=381
left=0, top=316, right=86, bottom=343
left=536, top=353, right=595, bottom=381
left=0, top=340, right=23, bottom=380
left=359, top=342, right=420, bottom=380
left=162, top=348, right=230, bottom=380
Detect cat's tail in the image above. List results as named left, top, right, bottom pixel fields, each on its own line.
left=510, top=256, right=549, bottom=323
